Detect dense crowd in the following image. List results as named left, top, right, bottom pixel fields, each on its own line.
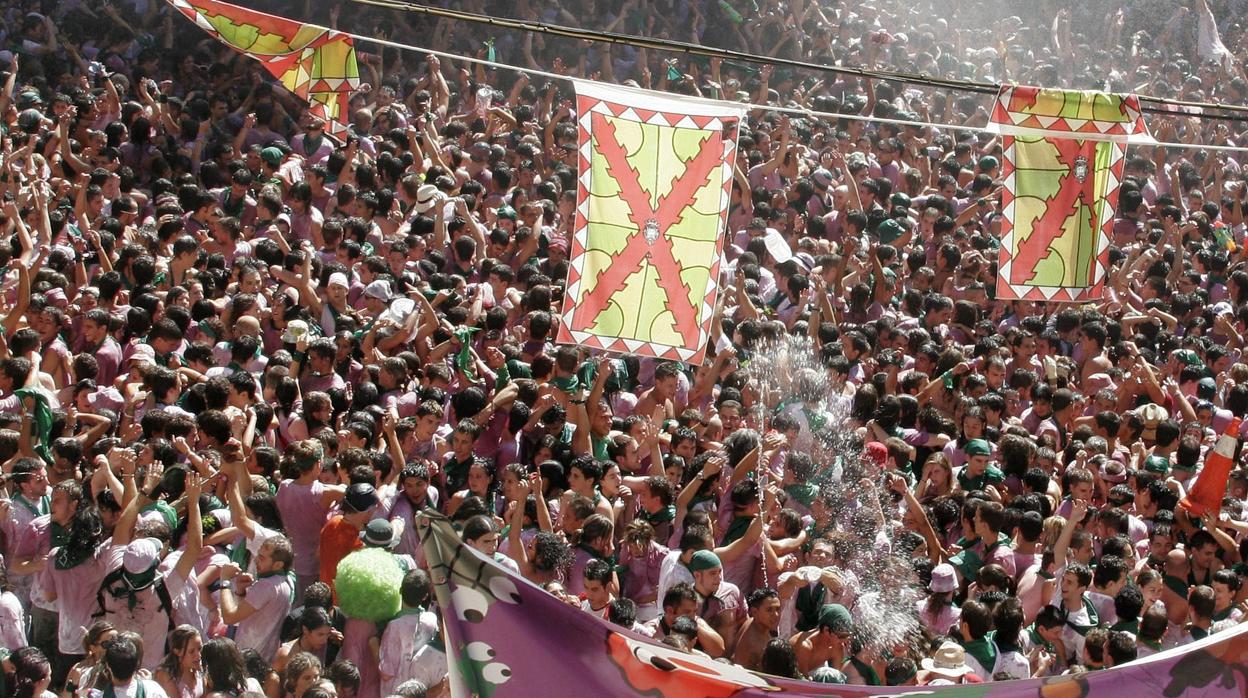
left=0, top=0, right=1246, bottom=695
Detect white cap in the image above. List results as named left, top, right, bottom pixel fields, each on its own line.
left=123, top=538, right=163, bottom=574
left=328, top=272, right=349, bottom=289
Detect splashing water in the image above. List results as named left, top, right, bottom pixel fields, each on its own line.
left=744, top=333, right=923, bottom=657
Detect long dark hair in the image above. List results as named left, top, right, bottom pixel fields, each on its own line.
left=201, top=639, right=247, bottom=696
left=54, top=480, right=105, bottom=569
left=10, top=647, right=50, bottom=698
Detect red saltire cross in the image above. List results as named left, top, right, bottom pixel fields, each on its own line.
left=572, top=111, right=724, bottom=338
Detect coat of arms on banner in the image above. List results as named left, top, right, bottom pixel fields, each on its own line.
left=989, top=86, right=1152, bottom=303
left=556, top=82, right=744, bottom=364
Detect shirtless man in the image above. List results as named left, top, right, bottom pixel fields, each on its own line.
left=791, top=603, right=853, bottom=675
left=733, top=588, right=782, bottom=670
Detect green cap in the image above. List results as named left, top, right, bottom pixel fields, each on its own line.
left=260, top=147, right=283, bottom=167
left=965, top=439, right=992, bottom=457
left=978, top=155, right=999, bottom=172
left=1176, top=350, right=1204, bottom=368
left=496, top=205, right=517, bottom=221
left=1143, top=455, right=1171, bottom=474
left=876, top=218, right=904, bottom=244
left=687, top=550, right=721, bottom=572
left=890, top=192, right=912, bottom=209
left=817, top=603, right=853, bottom=633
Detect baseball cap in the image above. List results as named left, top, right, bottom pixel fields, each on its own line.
left=965, top=439, right=992, bottom=457
left=260, top=147, right=283, bottom=167
left=876, top=218, right=905, bottom=244
left=687, top=550, right=721, bottom=572
left=328, top=272, right=350, bottom=289
left=123, top=538, right=163, bottom=575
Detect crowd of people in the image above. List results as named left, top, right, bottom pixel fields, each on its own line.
left=0, top=0, right=1245, bottom=695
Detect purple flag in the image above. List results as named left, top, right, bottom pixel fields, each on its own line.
left=418, top=511, right=1248, bottom=696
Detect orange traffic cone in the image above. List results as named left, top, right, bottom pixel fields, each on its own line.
left=1181, top=417, right=1242, bottom=517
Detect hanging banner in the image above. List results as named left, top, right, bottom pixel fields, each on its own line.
left=418, top=510, right=1248, bottom=698
left=556, top=81, right=744, bottom=365
left=989, top=86, right=1152, bottom=302
left=167, top=0, right=360, bottom=134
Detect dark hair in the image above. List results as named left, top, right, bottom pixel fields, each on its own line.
left=103, top=636, right=142, bottom=683
left=10, top=647, right=50, bottom=698
left=201, top=638, right=249, bottom=695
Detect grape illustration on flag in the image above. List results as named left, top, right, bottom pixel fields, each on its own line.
left=557, top=82, right=744, bottom=364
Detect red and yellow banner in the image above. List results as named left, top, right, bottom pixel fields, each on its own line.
left=990, top=86, right=1151, bottom=302
left=167, top=0, right=359, bottom=134
left=557, top=82, right=743, bottom=364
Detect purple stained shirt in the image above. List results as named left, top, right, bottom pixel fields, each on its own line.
left=275, top=479, right=330, bottom=576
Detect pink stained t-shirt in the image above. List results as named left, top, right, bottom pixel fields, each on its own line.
left=46, top=541, right=125, bottom=654
left=276, top=479, right=330, bottom=577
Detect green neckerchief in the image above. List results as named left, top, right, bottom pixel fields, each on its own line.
left=12, top=493, right=48, bottom=518
left=1110, top=618, right=1139, bottom=634
left=957, top=464, right=1004, bottom=492
left=845, top=656, right=881, bottom=686
left=1060, top=595, right=1100, bottom=637
left=14, top=388, right=53, bottom=464
left=229, top=540, right=251, bottom=570
left=988, top=629, right=1021, bottom=654
left=551, top=374, right=580, bottom=393
left=444, top=455, right=476, bottom=493
left=801, top=405, right=828, bottom=433
left=301, top=134, right=325, bottom=156
left=51, top=522, right=69, bottom=548
left=1213, top=606, right=1236, bottom=622
left=1139, top=637, right=1163, bottom=652
left=578, top=543, right=609, bottom=565
left=982, top=531, right=1011, bottom=556
left=1163, top=574, right=1190, bottom=598
left=720, top=515, right=754, bottom=547
left=640, top=505, right=676, bottom=525
left=55, top=538, right=95, bottom=570
left=591, top=434, right=610, bottom=462
left=258, top=569, right=296, bottom=604
left=961, top=636, right=997, bottom=674
left=141, top=501, right=179, bottom=530
left=103, top=679, right=146, bottom=698
left=1026, top=626, right=1053, bottom=653
left=453, top=327, right=481, bottom=379
left=1190, top=625, right=1210, bottom=641
left=494, top=361, right=512, bottom=391
left=222, top=191, right=245, bottom=218
left=108, top=564, right=160, bottom=611
left=795, top=582, right=825, bottom=631
left=784, top=483, right=819, bottom=509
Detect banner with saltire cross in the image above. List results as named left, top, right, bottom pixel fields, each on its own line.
left=167, top=0, right=359, bottom=135
left=988, top=85, right=1153, bottom=303
left=556, top=81, right=744, bottom=365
